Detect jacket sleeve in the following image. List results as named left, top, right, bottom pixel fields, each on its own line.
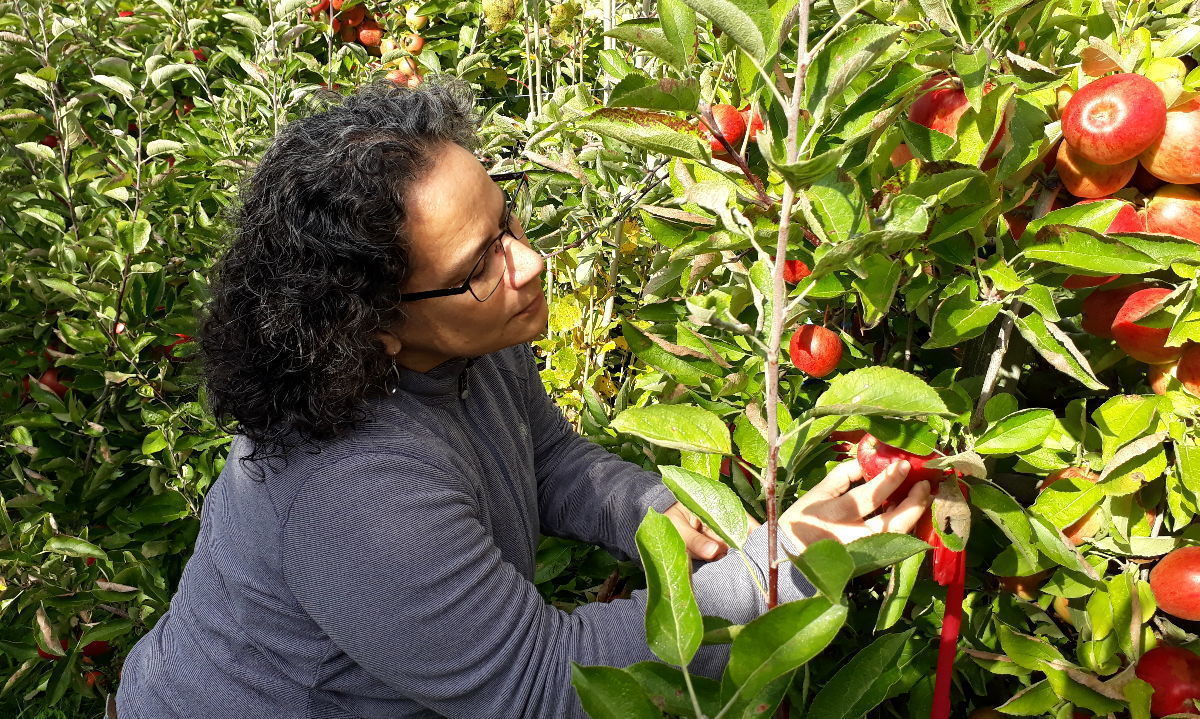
left=281, top=451, right=816, bottom=719
left=516, top=344, right=678, bottom=563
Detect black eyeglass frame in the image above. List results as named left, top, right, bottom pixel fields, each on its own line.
left=398, top=171, right=530, bottom=303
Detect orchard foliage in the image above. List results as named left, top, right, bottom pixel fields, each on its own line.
left=1, top=0, right=1200, bottom=718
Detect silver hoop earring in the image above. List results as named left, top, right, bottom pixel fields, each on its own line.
left=388, top=361, right=402, bottom=395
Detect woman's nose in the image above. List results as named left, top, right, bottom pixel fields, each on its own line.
left=506, top=234, right=545, bottom=289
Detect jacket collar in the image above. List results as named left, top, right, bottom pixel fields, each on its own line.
left=393, top=355, right=477, bottom=399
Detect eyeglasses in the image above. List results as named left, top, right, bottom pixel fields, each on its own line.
left=399, top=171, right=533, bottom=303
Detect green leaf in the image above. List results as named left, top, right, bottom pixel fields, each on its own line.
left=951, top=84, right=1015, bottom=166
left=145, top=139, right=185, bottom=158
left=118, top=218, right=152, bottom=256
left=635, top=510, right=703, bottom=667
left=914, top=0, right=958, bottom=34
left=570, top=664, right=664, bottom=719
left=141, top=429, right=168, bottom=454
left=975, top=409, right=1056, bottom=454
left=790, top=539, right=853, bottom=601
left=658, top=465, right=750, bottom=550
left=923, top=291, right=1001, bottom=349
left=814, top=367, right=951, bottom=418
left=773, top=147, right=848, bottom=190
left=93, top=74, right=137, bottom=101
left=612, top=404, right=730, bottom=453
left=608, top=74, right=701, bottom=113
left=78, top=620, right=134, bottom=648
left=875, top=552, right=922, bottom=631
left=845, top=533, right=930, bottom=577
left=1033, top=473, right=1103, bottom=530
left=625, top=662, right=721, bottom=717
left=851, top=253, right=904, bottom=328
left=1013, top=313, right=1106, bottom=390
left=997, top=680, right=1061, bottom=714
left=579, top=108, right=706, bottom=160
left=128, top=491, right=191, bottom=525
left=953, top=47, right=989, bottom=112
left=806, top=630, right=916, bottom=719
left=603, top=20, right=686, bottom=73
left=805, top=25, right=901, bottom=126
left=658, top=0, right=698, bottom=70
left=621, top=321, right=724, bottom=385
left=722, top=597, right=848, bottom=706
left=969, top=483, right=1038, bottom=567
left=677, top=0, right=772, bottom=61
left=997, top=624, right=1065, bottom=671
left=43, top=535, right=106, bottom=560
left=1022, top=231, right=1161, bottom=274
left=900, top=117, right=955, bottom=162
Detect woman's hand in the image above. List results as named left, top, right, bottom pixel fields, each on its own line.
left=780, top=459, right=932, bottom=550
left=664, top=501, right=761, bottom=561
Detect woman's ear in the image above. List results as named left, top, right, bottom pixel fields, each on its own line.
left=376, top=330, right=403, bottom=357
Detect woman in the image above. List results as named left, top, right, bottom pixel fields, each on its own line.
left=114, top=77, right=931, bottom=719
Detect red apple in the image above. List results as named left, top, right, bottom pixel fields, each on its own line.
left=190, top=47, right=207, bottom=62
left=1149, top=360, right=1178, bottom=395
left=340, top=4, right=366, bottom=26
left=857, top=433, right=947, bottom=506
left=1134, top=646, right=1200, bottom=718
left=1149, top=546, right=1200, bottom=621
left=385, top=68, right=409, bottom=85
left=998, top=569, right=1052, bottom=601
left=1062, top=199, right=1146, bottom=288
left=118, top=9, right=134, bottom=16
left=787, top=324, right=842, bottom=378
left=908, top=77, right=1005, bottom=164
left=81, top=640, right=111, bottom=657
left=1081, top=283, right=1148, bottom=338
left=1038, top=467, right=1103, bottom=545
left=23, top=368, right=69, bottom=400
left=1174, top=343, right=1200, bottom=396
left=357, top=19, right=382, bottom=46
left=40, top=134, right=59, bottom=148
left=401, top=33, right=424, bottom=54
left=890, top=143, right=915, bottom=168
left=1145, top=184, right=1200, bottom=244
left=1062, top=73, right=1167, bottom=165
left=1056, top=140, right=1137, bottom=198
left=739, top=105, right=764, bottom=141
left=703, top=104, right=746, bottom=154
left=1140, top=99, right=1200, bottom=185
left=1111, top=287, right=1181, bottom=364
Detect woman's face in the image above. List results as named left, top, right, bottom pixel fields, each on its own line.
left=382, top=143, right=548, bottom=371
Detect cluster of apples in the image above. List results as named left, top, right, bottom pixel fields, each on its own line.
left=842, top=433, right=1200, bottom=716
left=889, top=65, right=1198, bottom=396
left=700, top=103, right=765, bottom=156
left=1054, top=69, right=1199, bottom=242
left=1076, top=281, right=1200, bottom=394
left=307, top=0, right=428, bottom=87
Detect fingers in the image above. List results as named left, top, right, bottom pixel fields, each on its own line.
left=844, top=460, right=911, bottom=517
left=866, top=480, right=932, bottom=534
left=808, top=459, right=865, bottom=499
left=686, top=530, right=727, bottom=560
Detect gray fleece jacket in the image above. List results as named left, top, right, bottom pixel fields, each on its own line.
left=115, top=342, right=814, bottom=719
